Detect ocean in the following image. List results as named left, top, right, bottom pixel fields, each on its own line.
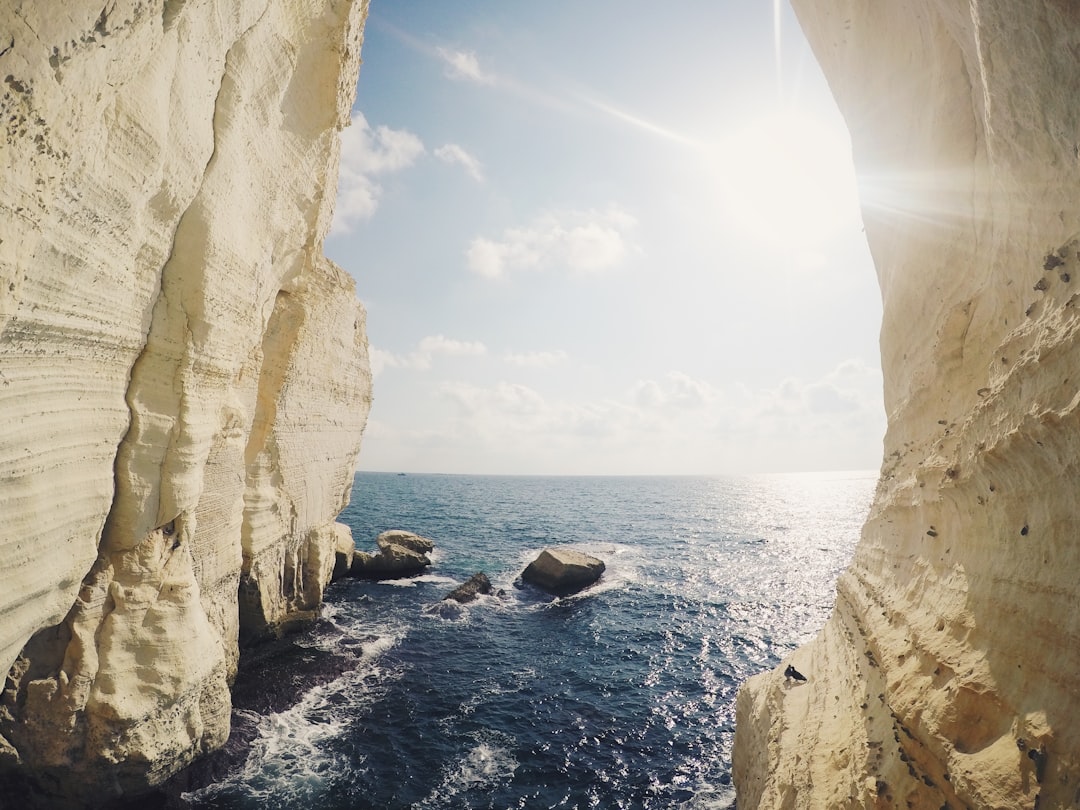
left=182, top=471, right=876, bottom=809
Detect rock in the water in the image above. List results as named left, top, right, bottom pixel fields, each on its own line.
left=522, top=549, right=605, bottom=595
left=349, top=544, right=430, bottom=580
left=376, top=529, right=435, bottom=554
left=444, top=572, right=493, bottom=604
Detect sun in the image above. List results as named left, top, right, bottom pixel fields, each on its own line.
left=710, top=109, right=862, bottom=260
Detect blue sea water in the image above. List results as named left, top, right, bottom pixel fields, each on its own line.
left=186, top=471, right=875, bottom=809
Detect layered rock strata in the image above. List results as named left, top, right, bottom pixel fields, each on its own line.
left=735, top=3, right=1080, bottom=808
left=0, top=0, right=370, bottom=804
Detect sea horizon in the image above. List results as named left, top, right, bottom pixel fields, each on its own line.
left=355, top=468, right=880, bottom=479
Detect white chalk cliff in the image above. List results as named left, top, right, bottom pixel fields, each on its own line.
left=735, top=3, right=1080, bottom=808
left=0, top=0, right=370, bottom=804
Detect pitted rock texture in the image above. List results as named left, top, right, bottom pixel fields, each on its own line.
left=734, top=4, right=1080, bottom=809
left=0, top=0, right=371, bottom=805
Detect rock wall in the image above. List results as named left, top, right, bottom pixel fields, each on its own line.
left=0, top=0, right=371, bottom=804
left=734, top=3, right=1080, bottom=808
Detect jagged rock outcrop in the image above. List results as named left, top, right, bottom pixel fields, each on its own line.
left=444, top=572, right=494, bottom=604
left=734, top=4, right=1080, bottom=808
left=341, top=529, right=435, bottom=580
left=0, top=0, right=371, bottom=805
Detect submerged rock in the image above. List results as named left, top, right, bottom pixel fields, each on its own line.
left=521, top=549, right=605, bottom=595
left=444, top=572, right=494, bottom=604
left=424, top=600, right=465, bottom=620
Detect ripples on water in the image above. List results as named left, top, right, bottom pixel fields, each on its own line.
left=184, top=472, right=875, bottom=809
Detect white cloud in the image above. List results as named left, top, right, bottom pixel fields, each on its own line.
left=435, top=373, right=717, bottom=442
left=444, top=381, right=546, bottom=417
left=331, top=112, right=425, bottom=234
left=466, top=208, right=638, bottom=279
left=504, top=349, right=568, bottom=368
left=360, top=359, right=885, bottom=474
left=434, top=143, right=485, bottom=182
left=436, top=47, right=497, bottom=85
left=370, top=335, right=487, bottom=376
left=438, top=381, right=638, bottom=441
left=760, top=359, right=882, bottom=419
left=368, top=347, right=397, bottom=377
left=417, top=334, right=488, bottom=357
left=632, top=371, right=720, bottom=412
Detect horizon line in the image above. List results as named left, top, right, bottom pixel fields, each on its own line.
left=354, top=468, right=879, bottom=478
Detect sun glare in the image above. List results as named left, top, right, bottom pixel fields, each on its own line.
left=711, top=110, right=862, bottom=260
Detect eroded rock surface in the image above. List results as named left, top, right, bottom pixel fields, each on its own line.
left=0, top=0, right=371, bottom=805
left=343, top=529, right=435, bottom=580
left=376, top=529, right=436, bottom=555
left=734, top=4, right=1080, bottom=808
left=349, top=543, right=431, bottom=580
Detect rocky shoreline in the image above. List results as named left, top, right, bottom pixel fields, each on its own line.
left=113, top=536, right=608, bottom=808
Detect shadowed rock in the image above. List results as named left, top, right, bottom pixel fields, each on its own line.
left=341, top=529, right=436, bottom=581
left=349, top=543, right=430, bottom=580
left=521, top=548, right=605, bottom=595
left=444, top=572, right=493, bottom=603
left=332, top=532, right=356, bottom=582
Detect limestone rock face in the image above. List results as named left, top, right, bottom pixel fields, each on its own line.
left=332, top=526, right=357, bottom=582
left=734, top=4, right=1080, bottom=808
left=0, top=0, right=371, bottom=804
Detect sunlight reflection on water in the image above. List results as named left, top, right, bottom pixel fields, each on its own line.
left=188, top=471, right=876, bottom=810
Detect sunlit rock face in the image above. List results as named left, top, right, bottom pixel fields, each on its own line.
left=0, top=0, right=370, bottom=803
left=734, top=3, right=1080, bottom=808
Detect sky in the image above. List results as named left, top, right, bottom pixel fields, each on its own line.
left=323, top=0, right=886, bottom=476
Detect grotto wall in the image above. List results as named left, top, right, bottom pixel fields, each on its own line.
left=0, top=0, right=370, bottom=803
left=735, top=3, right=1080, bottom=808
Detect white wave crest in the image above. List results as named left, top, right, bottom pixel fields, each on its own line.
left=182, top=626, right=403, bottom=807
left=414, top=730, right=519, bottom=808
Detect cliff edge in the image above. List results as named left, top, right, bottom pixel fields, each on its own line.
left=0, top=0, right=371, bottom=805
left=734, top=3, right=1080, bottom=808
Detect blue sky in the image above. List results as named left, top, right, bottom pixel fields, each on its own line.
left=324, top=0, right=885, bottom=475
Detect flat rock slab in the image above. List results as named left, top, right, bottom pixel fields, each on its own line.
left=522, top=548, right=605, bottom=595
left=349, top=543, right=430, bottom=580
left=376, top=529, right=435, bottom=554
